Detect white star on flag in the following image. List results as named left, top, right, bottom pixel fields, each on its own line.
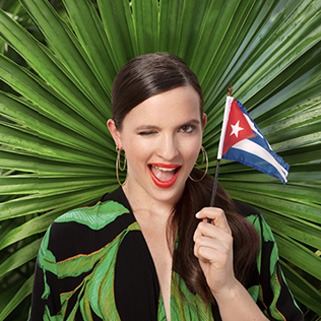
left=216, top=96, right=290, bottom=184
left=230, top=121, right=244, bottom=137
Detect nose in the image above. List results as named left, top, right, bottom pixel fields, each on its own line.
left=157, top=134, right=179, bottom=161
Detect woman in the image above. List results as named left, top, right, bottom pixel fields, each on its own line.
left=30, top=53, right=303, bottom=320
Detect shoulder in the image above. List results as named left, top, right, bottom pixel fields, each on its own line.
left=233, top=200, right=279, bottom=247
left=54, top=187, right=131, bottom=228
left=233, top=199, right=261, bottom=217
left=54, top=198, right=130, bottom=230
left=233, top=200, right=267, bottom=236
left=41, top=187, right=134, bottom=262
left=233, top=199, right=261, bottom=227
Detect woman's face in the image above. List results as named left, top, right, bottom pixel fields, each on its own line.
left=108, top=86, right=206, bottom=206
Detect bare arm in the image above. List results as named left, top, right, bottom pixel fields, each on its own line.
left=194, top=208, right=268, bottom=321
left=212, top=278, right=268, bottom=321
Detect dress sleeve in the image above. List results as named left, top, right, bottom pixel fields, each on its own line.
left=29, top=225, right=63, bottom=320
left=257, top=215, right=304, bottom=321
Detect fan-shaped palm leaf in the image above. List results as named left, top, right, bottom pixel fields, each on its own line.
left=0, top=0, right=320, bottom=320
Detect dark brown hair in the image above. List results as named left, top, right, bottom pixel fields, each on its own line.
left=112, top=52, right=204, bottom=130
left=111, top=52, right=259, bottom=302
left=173, top=169, right=259, bottom=302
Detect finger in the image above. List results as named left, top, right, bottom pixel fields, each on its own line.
left=194, top=221, right=232, bottom=242
left=194, top=229, right=233, bottom=256
left=194, top=240, right=231, bottom=268
left=193, top=219, right=232, bottom=245
left=194, top=236, right=213, bottom=261
left=194, top=243, right=213, bottom=262
left=193, top=220, right=215, bottom=242
left=194, top=234, right=230, bottom=252
left=194, top=243, right=228, bottom=266
left=196, top=208, right=231, bottom=233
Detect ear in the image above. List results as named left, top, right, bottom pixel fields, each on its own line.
left=107, top=119, right=122, bottom=149
left=202, top=113, right=207, bottom=127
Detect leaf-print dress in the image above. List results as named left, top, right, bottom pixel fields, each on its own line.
left=29, top=187, right=303, bottom=321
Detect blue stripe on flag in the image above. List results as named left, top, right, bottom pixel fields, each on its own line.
left=222, top=99, right=290, bottom=183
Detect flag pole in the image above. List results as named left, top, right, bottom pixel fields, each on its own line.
left=210, top=159, right=220, bottom=207
left=209, top=84, right=233, bottom=207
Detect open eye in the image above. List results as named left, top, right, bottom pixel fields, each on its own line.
left=179, top=124, right=195, bottom=133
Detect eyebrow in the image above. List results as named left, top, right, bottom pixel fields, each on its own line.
left=135, top=119, right=202, bottom=131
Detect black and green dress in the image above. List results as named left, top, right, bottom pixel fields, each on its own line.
left=29, top=187, right=303, bottom=320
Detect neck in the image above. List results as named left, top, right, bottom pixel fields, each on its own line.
left=122, top=182, right=178, bottom=256
left=122, top=182, right=178, bottom=224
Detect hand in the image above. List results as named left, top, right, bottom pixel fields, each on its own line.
left=193, top=207, right=237, bottom=297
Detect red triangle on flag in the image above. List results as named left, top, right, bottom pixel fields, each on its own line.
left=222, top=99, right=255, bottom=155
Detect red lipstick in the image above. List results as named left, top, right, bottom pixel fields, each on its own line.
left=148, top=163, right=181, bottom=188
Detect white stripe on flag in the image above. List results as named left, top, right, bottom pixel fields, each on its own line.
left=217, top=96, right=233, bottom=160
left=232, top=139, right=288, bottom=182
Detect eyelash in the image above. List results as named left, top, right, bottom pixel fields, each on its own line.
left=180, top=124, right=195, bottom=133
left=138, top=131, right=157, bottom=136
left=138, top=125, right=196, bottom=136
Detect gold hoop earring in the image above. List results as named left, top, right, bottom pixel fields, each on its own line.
left=189, top=145, right=208, bottom=182
left=116, top=147, right=127, bottom=186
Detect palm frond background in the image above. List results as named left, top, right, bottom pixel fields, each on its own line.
left=0, top=0, right=320, bottom=320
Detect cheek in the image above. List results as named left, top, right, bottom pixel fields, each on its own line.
left=183, top=140, right=202, bottom=163
left=121, top=134, right=143, bottom=155
left=123, top=141, right=151, bottom=166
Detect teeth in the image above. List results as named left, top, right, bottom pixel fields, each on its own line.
left=153, top=166, right=176, bottom=172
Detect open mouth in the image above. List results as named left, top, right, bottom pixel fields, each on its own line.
left=148, top=163, right=182, bottom=188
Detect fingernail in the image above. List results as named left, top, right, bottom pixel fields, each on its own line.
left=195, top=212, right=200, bottom=218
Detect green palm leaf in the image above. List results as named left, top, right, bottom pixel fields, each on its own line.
left=0, top=0, right=320, bottom=320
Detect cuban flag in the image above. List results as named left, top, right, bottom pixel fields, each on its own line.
left=217, top=96, right=290, bottom=183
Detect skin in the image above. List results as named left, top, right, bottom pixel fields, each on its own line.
left=108, top=86, right=206, bottom=208
left=108, top=86, right=205, bottom=320
left=108, top=86, right=268, bottom=321
left=194, top=208, right=269, bottom=321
